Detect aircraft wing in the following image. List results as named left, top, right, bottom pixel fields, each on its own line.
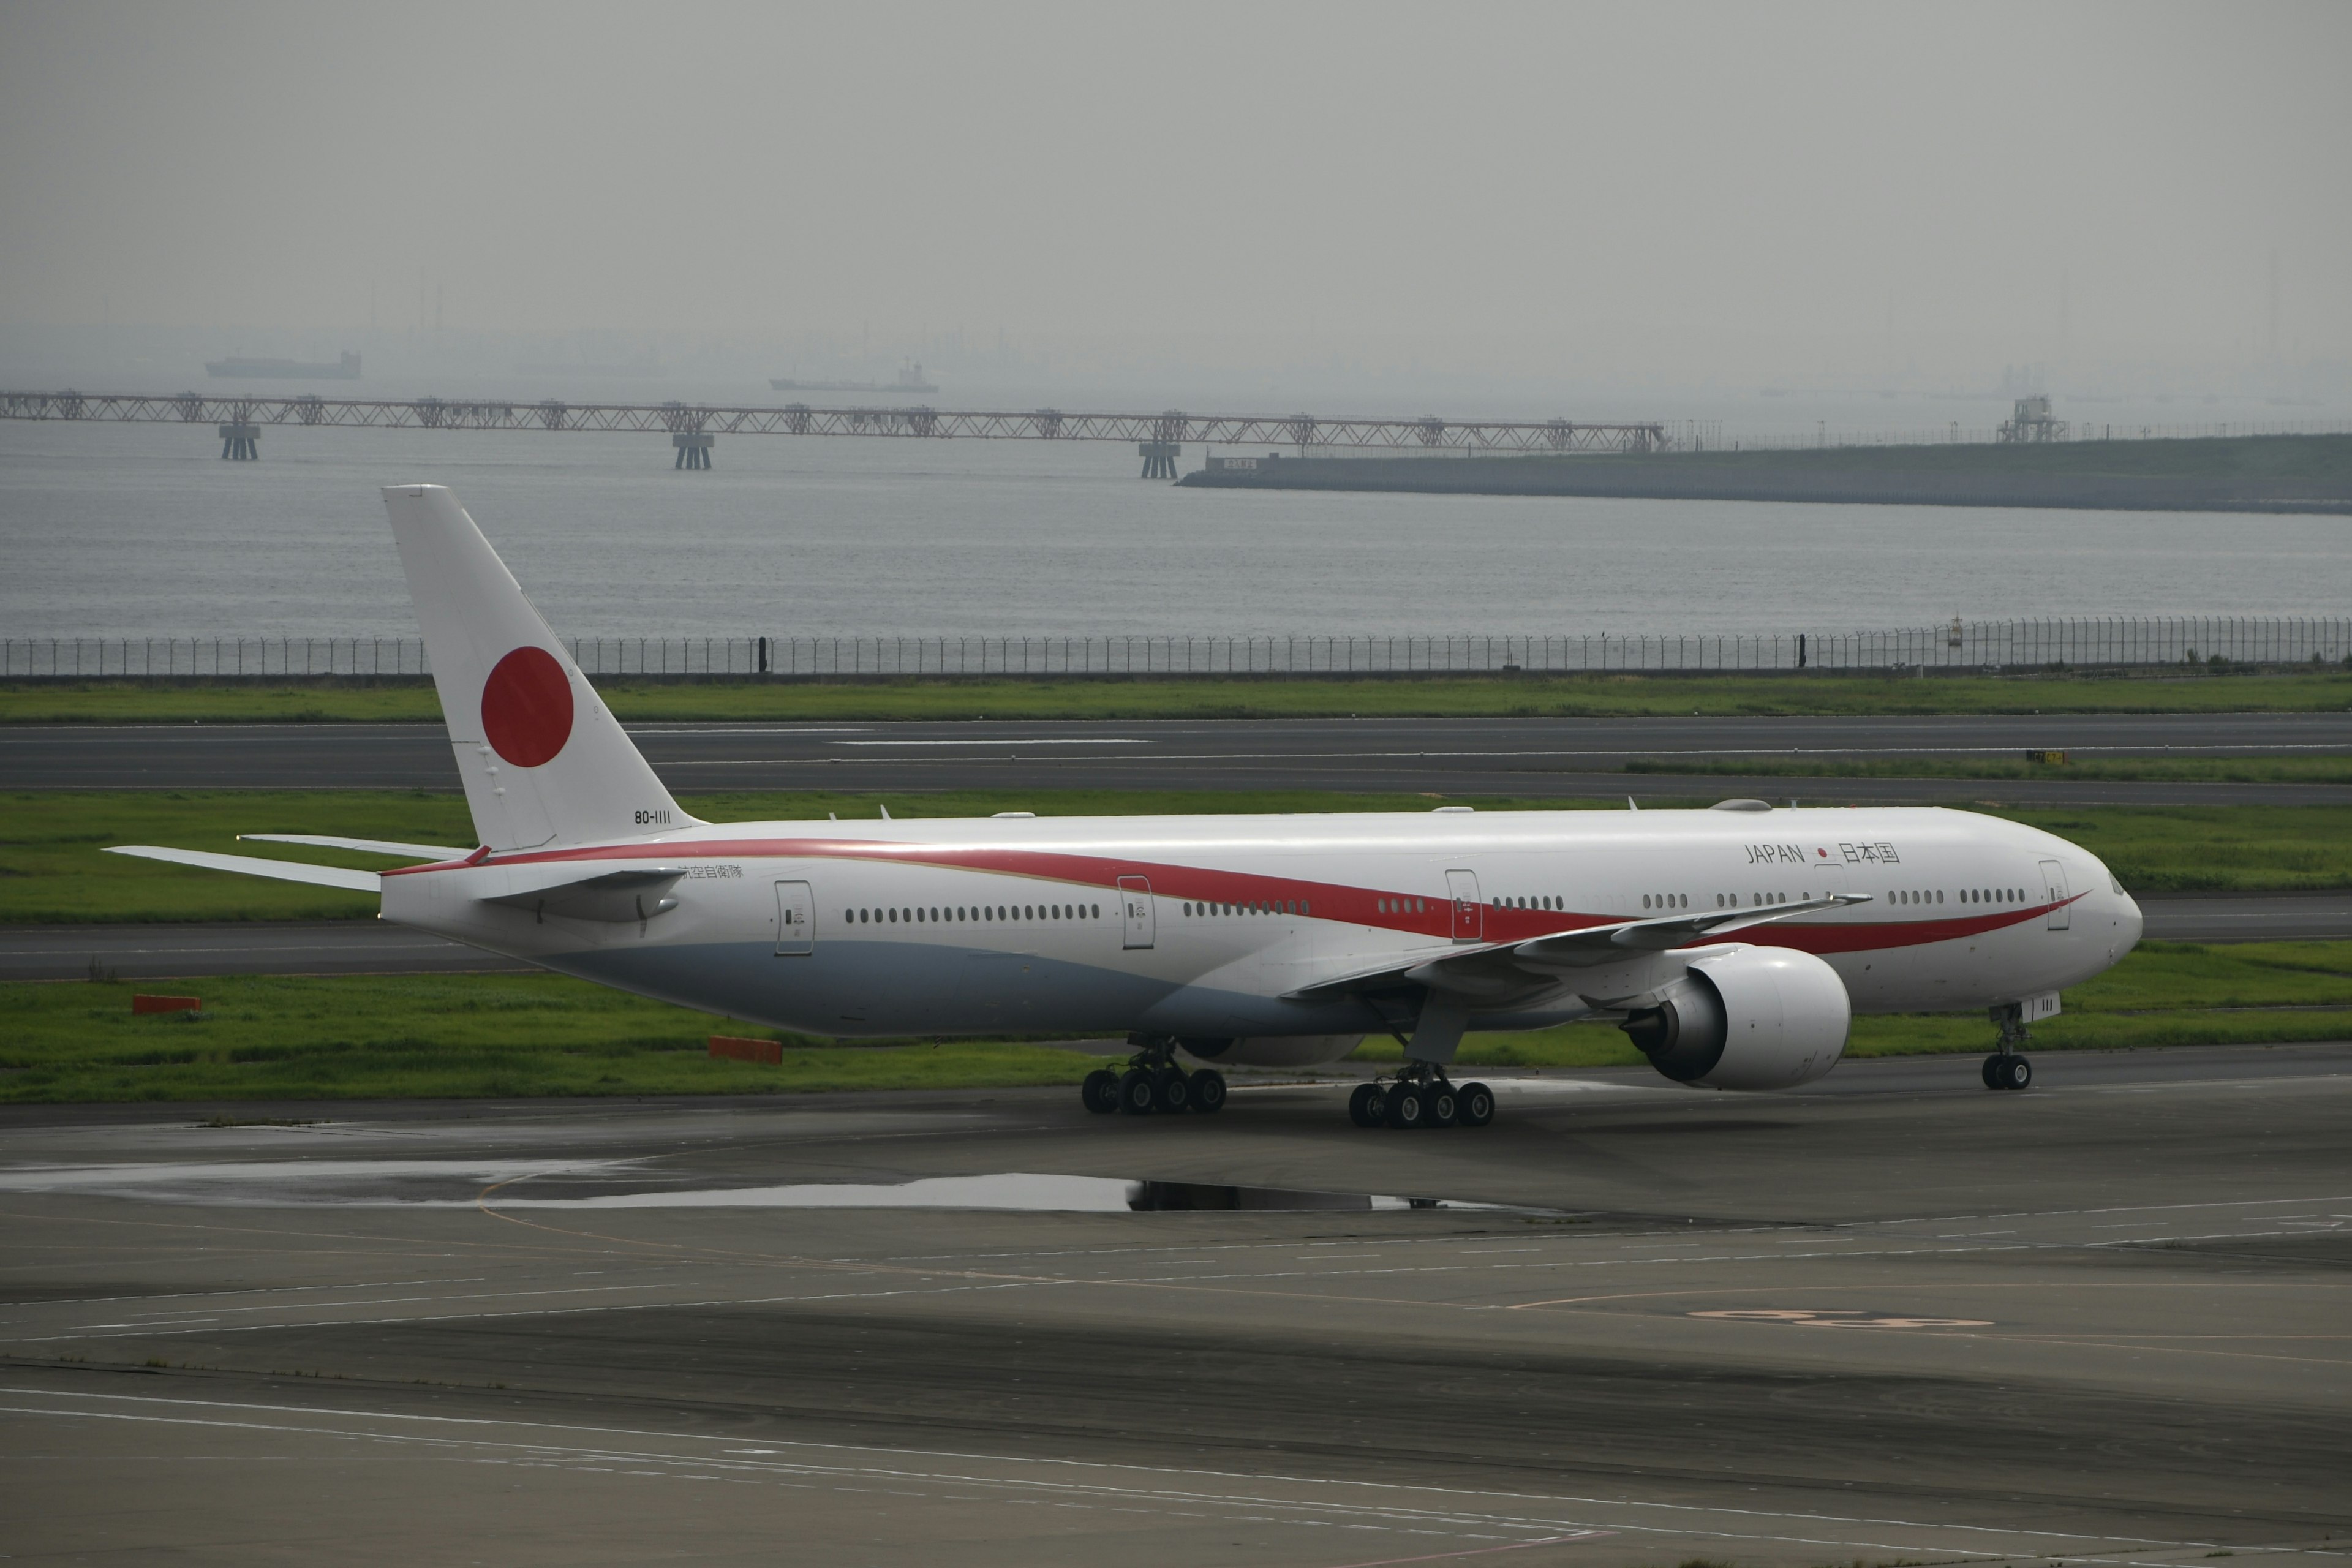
left=240, top=833, right=470, bottom=860
left=1283, top=893, right=1873, bottom=1002
left=104, top=845, right=381, bottom=892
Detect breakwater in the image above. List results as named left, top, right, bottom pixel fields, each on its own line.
left=1179, top=434, right=2352, bottom=515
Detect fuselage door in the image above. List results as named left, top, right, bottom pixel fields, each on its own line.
left=1446, top=869, right=1483, bottom=943
left=1118, top=875, right=1155, bottom=950
left=774, top=879, right=815, bottom=956
left=2040, top=860, right=2070, bottom=930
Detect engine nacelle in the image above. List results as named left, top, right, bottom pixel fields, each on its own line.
left=1619, top=944, right=1850, bottom=1091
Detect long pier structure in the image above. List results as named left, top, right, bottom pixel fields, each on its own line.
left=0, top=390, right=1669, bottom=473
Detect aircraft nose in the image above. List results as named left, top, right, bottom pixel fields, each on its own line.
left=2112, top=876, right=2143, bottom=952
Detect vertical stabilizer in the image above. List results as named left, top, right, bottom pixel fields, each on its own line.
left=382, top=484, right=696, bottom=850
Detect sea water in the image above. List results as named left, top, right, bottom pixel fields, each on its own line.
left=2, top=417, right=2343, bottom=641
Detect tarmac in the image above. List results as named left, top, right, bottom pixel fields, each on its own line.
left=7, top=712, right=2351, bottom=804
left=3, top=1042, right=2348, bottom=1564
left=7, top=890, right=2349, bottom=982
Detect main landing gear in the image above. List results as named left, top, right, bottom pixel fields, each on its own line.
left=1082, top=1035, right=1227, bottom=1118
left=1981, top=1001, right=2035, bottom=1091
left=1348, top=1065, right=1496, bottom=1131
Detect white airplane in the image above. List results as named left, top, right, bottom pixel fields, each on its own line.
left=111, top=485, right=2144, bottom=1127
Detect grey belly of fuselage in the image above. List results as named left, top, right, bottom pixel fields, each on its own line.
left=544, top=939, right=1398, bottom=1039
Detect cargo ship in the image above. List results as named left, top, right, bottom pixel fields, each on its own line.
left=206, top=351, right=362, bottom=380
left=771, top=360, right=936, bottom=394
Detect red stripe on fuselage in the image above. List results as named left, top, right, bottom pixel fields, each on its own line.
left=388, top=835, right=2078, bottom=956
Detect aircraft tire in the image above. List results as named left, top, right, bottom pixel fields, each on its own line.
left=1425, top=1084, right=1459, bottom=1128
left=1082, top=1069, right=1120, bottom=1114
left=1117, top=1068, right=1158, bottom=1115
left=1385, top=1084, right=1426, bottom=1129
left=1995, top=1054, right=2034, bottom=1091
left=1980, top=1054, right=2002, bottom=1090
left=1457, top=1082, right=1496, bottom=1128
left=1189, top=1069, right=1228, bottom=1114
left=1348, top=1084, right=1382, bottom=1128
left=1154, top=1070, right=1193, bottom=1114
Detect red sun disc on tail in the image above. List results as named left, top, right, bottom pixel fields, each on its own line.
left=480, top=646, right=573, bottom=767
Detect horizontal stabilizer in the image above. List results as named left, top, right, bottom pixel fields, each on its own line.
left=105, top=846, right=381, bottom=893
left=241, top=834, right=469, bottom=861
left=481, top=867, right=685, bottom=923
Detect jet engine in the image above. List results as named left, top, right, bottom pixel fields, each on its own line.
left=1618, top=945, right=1850, bottom=1091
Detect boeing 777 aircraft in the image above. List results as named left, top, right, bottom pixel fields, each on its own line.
left=111, top=486, right=2143, bottom=1127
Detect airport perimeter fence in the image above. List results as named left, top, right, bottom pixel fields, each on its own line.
left=7, top=618, right=2351, bottom=679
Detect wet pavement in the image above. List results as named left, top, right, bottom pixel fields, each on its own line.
left=3, top=1044, right=2349, bottom=1565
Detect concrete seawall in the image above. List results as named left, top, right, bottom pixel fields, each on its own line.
left=1178, top=435, right=2352, bottom=514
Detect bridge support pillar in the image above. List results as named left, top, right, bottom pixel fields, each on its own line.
left=672, top=432, right=714, bottom=470
left=1138, top=440, right=1179, bottom=479
left=218, top=423, right=260, bottom=461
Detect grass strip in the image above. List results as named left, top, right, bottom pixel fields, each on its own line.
left=7, top=668, right=2351, bottom=723
left=4, top=940, right=2346, bottom=1104
left=6, top=791, right=2351, bottom=925
left=1626, top=755, right=2352, bottom=785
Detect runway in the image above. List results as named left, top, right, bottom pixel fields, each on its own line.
left=7, top=711, right=2350, bottom=804
left=9, top=889, right=2348, bottom=982
left=1, top=920, right=535, bottom=981
left=3, top=1042, right=2348, bottom=1564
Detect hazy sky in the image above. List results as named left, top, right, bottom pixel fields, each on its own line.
left=2, top=1, right=2346, bottom=383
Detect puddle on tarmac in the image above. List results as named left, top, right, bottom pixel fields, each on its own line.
left=0, top=1160, right=1552, bottom=1213
left=489, top=1173, right=1548, bottom=1213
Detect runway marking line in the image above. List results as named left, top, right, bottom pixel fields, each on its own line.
left=0, top=1384, right=2339, bottom=1563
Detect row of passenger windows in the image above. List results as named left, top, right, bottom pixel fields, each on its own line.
left=1184, top=899, right=1308, bottom=918
left=850, top=902, right=1098, bottom=925
left=845, top=884, right=2030, bottom=931
left=1898, top=887, right=2025, bottom=905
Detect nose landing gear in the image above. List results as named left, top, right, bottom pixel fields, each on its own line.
left=1348, top=1066, right=1495, bottom=1129
left=1080, top=1035, right=1227, bottom=1117
left=1981, top=1002, right=2035, bottom=1091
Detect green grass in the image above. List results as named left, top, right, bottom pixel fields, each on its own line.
left=0, top=972, right=1097, bottom=1104
left=7, top=665, right=2351, bottom=723
left=8, top=940, right=2346, bottom=1103
left=1975, top=805, right=2352, bottom=892
left=1349, top=939, right=2352, bottom=1070
left=7, top=791, right=2350, bottom=925
left=1628, top=755, right=2352, bottom=786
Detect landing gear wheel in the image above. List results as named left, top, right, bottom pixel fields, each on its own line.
left=1425, top=1082, right=1459, bottom=1128
left=1980, top=1054, right=2002, bottom=1090
left=1189, top=1069, right=1227, bottom=1114
left=1153, top=1070, right=1193, bottom=1114
left=1994, top=1054, right=2033, bottom=1091
left=1385, top=1084, right=1427, bottom=1129
left=1082, top=1069, right=1120, bottom=1114
left=1117, top=1068, right=1158, bottom=1115
left=1456, top=1082, right=1496, bottom=1128
left=1348, top=1083, right=1385, bottom=1128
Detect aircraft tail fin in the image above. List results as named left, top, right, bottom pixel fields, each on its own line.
left=380, top=485, right=697, bottom=850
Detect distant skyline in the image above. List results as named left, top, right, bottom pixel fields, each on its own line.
left=2, top=1, right=2346, bottom=395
